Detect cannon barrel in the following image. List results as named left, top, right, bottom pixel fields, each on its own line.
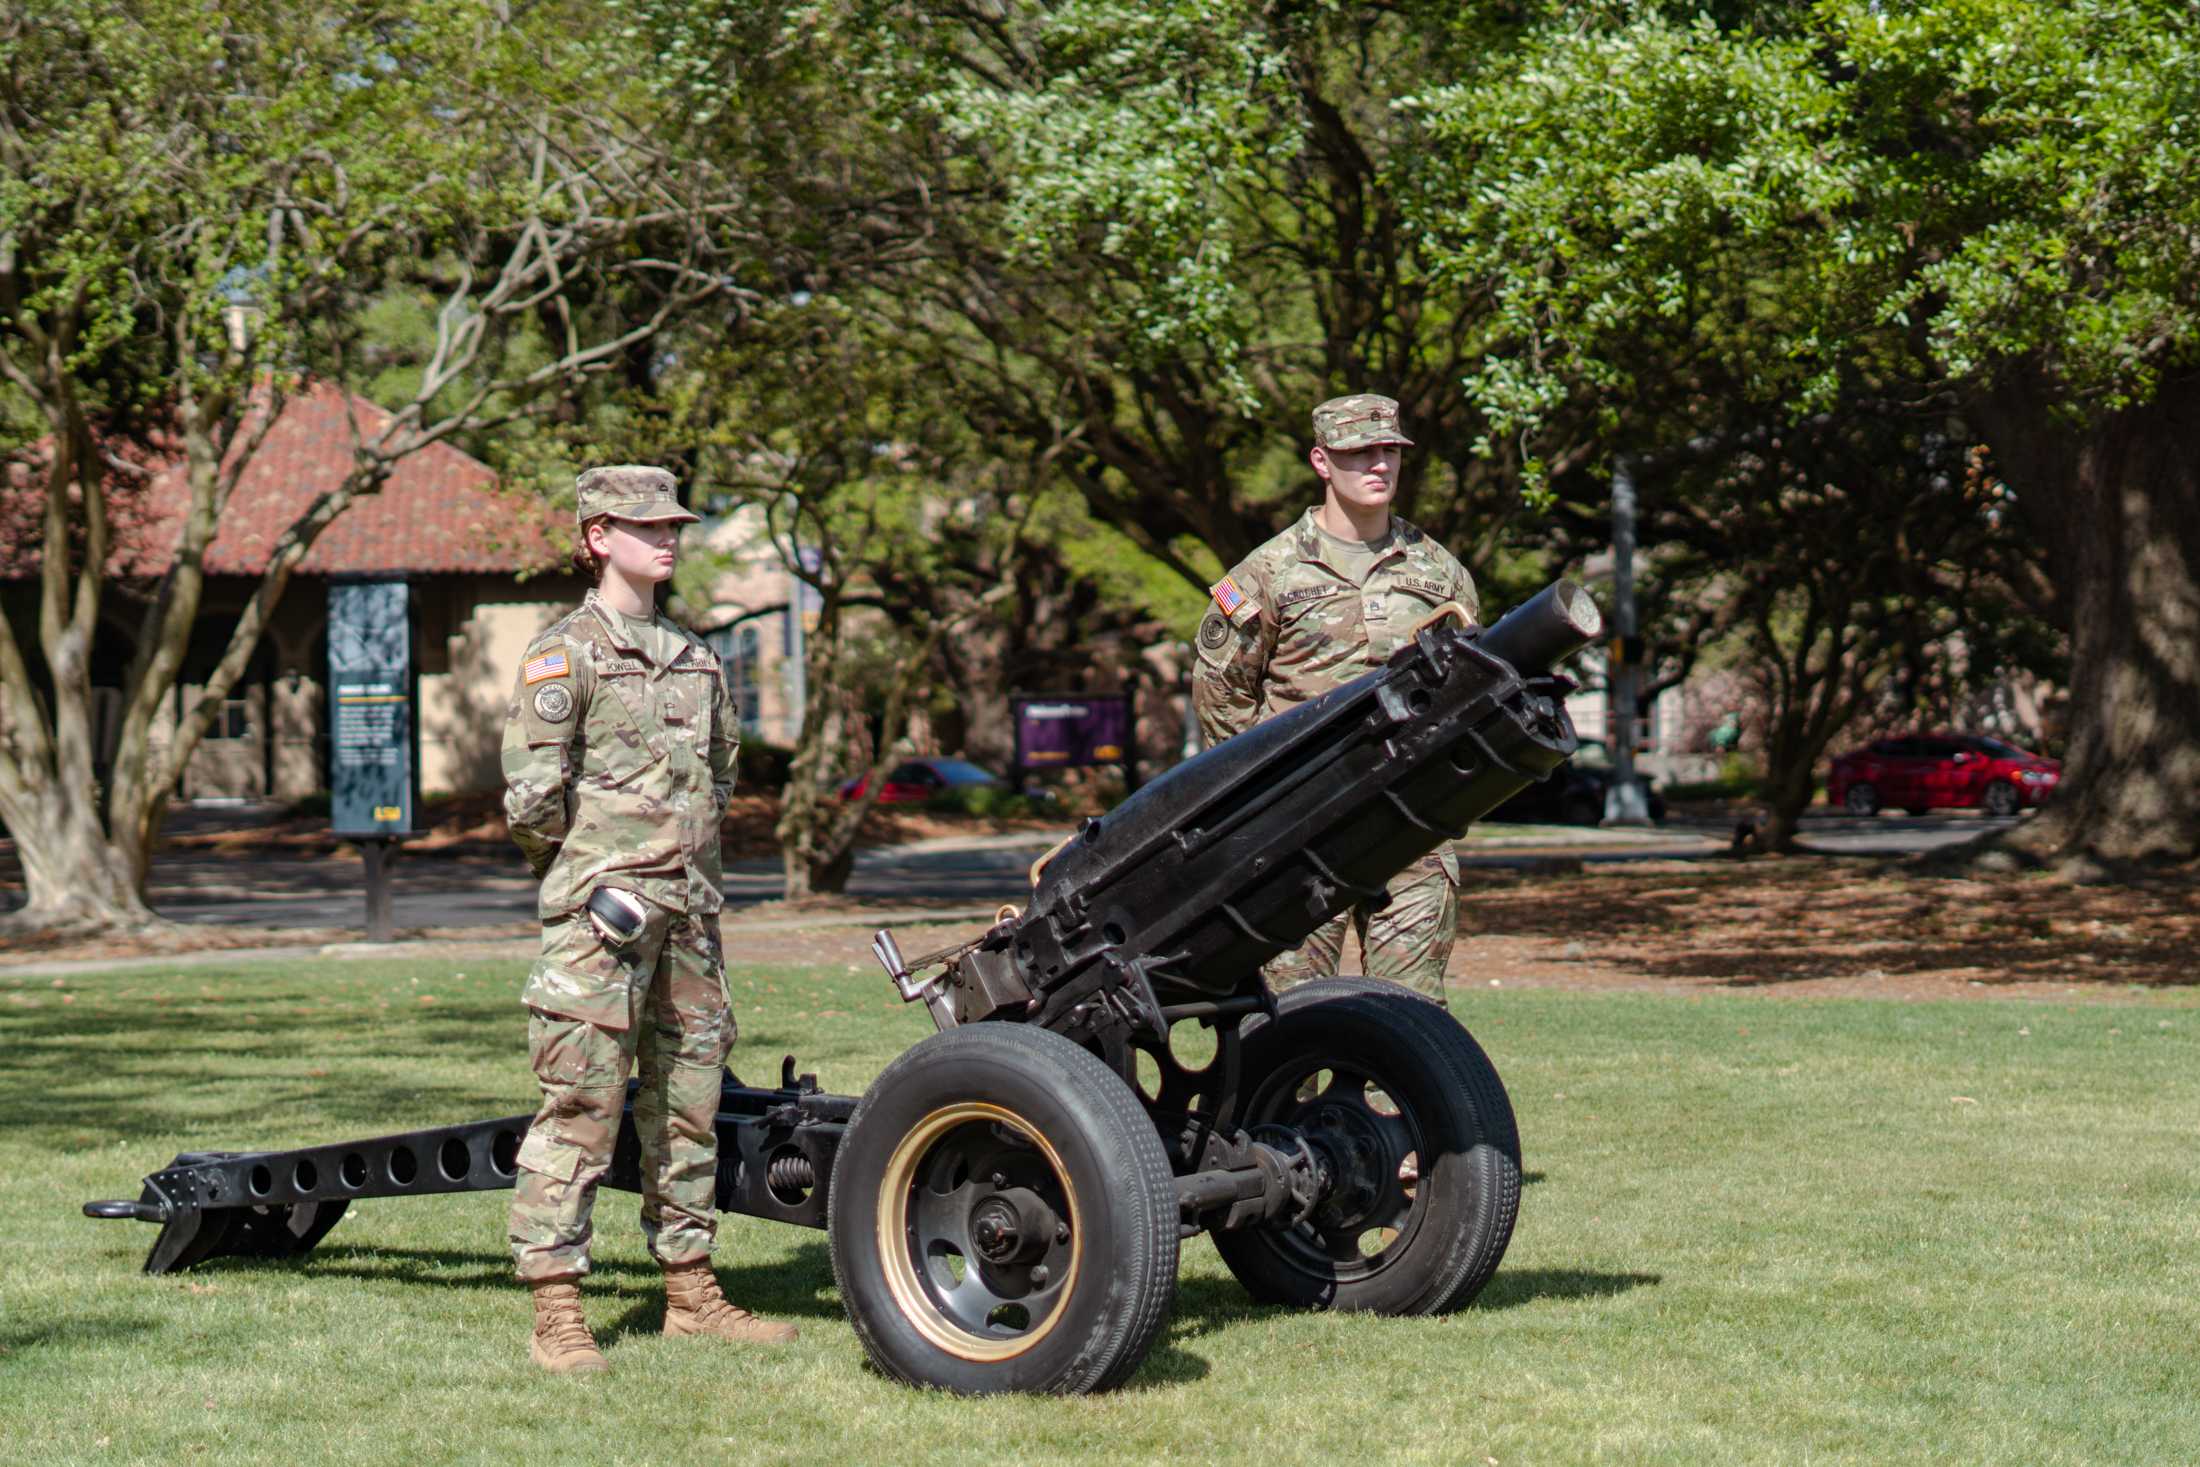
left=1480, top=578, right=1605, bottom=677
left=934, top=580, right=1603, bottom=1023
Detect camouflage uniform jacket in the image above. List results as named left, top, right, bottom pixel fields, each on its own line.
left=502, top=590, right=740, bottom=928
left=1192, top=506, right=1478, bottom=746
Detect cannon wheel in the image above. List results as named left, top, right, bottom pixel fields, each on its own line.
left=1215, top=978, right=1520, bottom=1315
left=827, top=1023, right=1179, bottom=1395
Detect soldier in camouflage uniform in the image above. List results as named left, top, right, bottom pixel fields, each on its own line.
left=1192, top=395, right=1478, bottom=1004
left=502, top=464, right=795, bottom=1374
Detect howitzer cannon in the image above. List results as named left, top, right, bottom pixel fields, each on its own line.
left=87, top=579, right=1603, bottom=1394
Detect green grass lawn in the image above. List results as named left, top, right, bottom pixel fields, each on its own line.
left=3, top=956, right=2195, bottom=1466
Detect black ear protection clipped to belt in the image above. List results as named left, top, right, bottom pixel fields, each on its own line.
left=585, top=887, right=650, bottom=949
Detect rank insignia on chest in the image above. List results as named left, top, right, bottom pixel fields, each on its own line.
left=523, top=650, right=569, bottom=684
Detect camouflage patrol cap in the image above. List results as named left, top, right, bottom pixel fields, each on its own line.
left=1312, top=393, right=1414, bottom=451
left=574, top=465, right=699, bottom=527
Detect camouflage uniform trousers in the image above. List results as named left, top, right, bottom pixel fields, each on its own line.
left=509, top=902, right=734, bottom=1282
left=1264, top=851, right=1458, bottom=1003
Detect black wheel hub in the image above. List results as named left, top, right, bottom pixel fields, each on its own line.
left=1252, top=1062, right=1422, bottom=1276
left=969, top=1187, right=1055, bottom=1265
left=1301, top=1101, right=1392, bottom=1232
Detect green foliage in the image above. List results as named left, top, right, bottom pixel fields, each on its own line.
left=2, top=2, right=455, bottom=433
left=1030, top=490, right=1214, bottom=642
left=615, top=2, right=1597, bottom=579
left=1410, top=0, right=2200, bottom=465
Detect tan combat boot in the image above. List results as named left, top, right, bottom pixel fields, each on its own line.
left=527, top=1277, right=609, bottom=1374
left=661, top=1259, right=798, bottom=1344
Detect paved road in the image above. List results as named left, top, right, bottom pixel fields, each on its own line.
left=1494, top=810, right=2026, bottom=865
left=2, top=810, right=2023, bottom=936
left=41, top=836, right=1064, bottom=934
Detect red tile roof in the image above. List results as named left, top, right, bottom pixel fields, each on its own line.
left=3, top=382, right=568, bottom=579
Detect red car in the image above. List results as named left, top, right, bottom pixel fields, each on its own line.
left=1826, top=734, right=2060, bottom=818
left=837, top=757, right=1007, bottom=806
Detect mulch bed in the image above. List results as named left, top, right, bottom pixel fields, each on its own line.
left=1443, top=856, right=2198, bottom=1001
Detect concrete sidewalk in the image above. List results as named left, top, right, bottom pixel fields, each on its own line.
left=2, top=903, right=1007, bottom=981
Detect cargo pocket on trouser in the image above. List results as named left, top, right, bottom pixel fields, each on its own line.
left=521, top=915, right=638, bottom=1031
left=509, top=1010, right=631, bottom=1279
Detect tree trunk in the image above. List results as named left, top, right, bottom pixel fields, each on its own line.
left=1757, top=759, right=1821, bottom=854
left=1973, top=373, right=2200, bottom=865
left=0, top=781, right=158, bottom=932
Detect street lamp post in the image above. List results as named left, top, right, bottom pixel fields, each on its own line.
left=1605, top=456, right=1653, bottom=825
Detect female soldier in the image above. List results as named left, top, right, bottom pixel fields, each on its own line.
left=500, top=464, right=795, bottom=1374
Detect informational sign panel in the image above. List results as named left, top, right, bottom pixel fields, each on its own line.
left=1011, top=694, right=1133, bottom=776
left=328, top=580, right=415, bottom=836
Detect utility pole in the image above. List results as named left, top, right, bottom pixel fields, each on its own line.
left=1605, top=455, right=1653, bottom=825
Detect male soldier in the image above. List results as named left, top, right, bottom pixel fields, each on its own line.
left=1191, top=394, right=1478, bottom=1003
left=501, top=465, right=796, bottom=1374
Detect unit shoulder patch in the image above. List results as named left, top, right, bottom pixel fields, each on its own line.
left=533, top=682, right=575, bottom=723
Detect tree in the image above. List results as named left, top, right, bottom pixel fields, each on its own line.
left=1411, top=1, right=2200, bottom=865
left=1643, top=415, right=2047, bottom=850
left=0, top=1, right=738, bottom=931
left=630, top=1, right=1602, bottom=590
left=672, top=302, right=1030, bottom=898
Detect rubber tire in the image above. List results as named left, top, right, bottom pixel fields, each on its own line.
left=1982, top=781, right=2020, bottom=818
left=1844, top=783, right=1881, bottom=815
left=828, top=1023, right=1179, bottom=1395
left=1904, top=807, right=1930, bottom=818
left=1214, top=979, right=1520, bottom=1315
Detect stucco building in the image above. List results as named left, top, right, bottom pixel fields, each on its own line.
left=3, top=384, right=587, bottom=803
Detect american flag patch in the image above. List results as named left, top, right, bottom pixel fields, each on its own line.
left=1210, top=574, right=1256, bottom=623
left=523, top=650, right=570, bottom=685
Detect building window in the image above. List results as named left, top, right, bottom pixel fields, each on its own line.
left=708, top=624, right=763, bottom=735
left=210, top=699, right=251, bottom=740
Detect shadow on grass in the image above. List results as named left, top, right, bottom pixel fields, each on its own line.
left=0, top=1313, right=167, bottom=1356
left=1160, top=1264, right=1658, bottom=1347
left=264, top=1238, right=851, bottom=1330
left=1473, top=1268, right=1660, bottom=1310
